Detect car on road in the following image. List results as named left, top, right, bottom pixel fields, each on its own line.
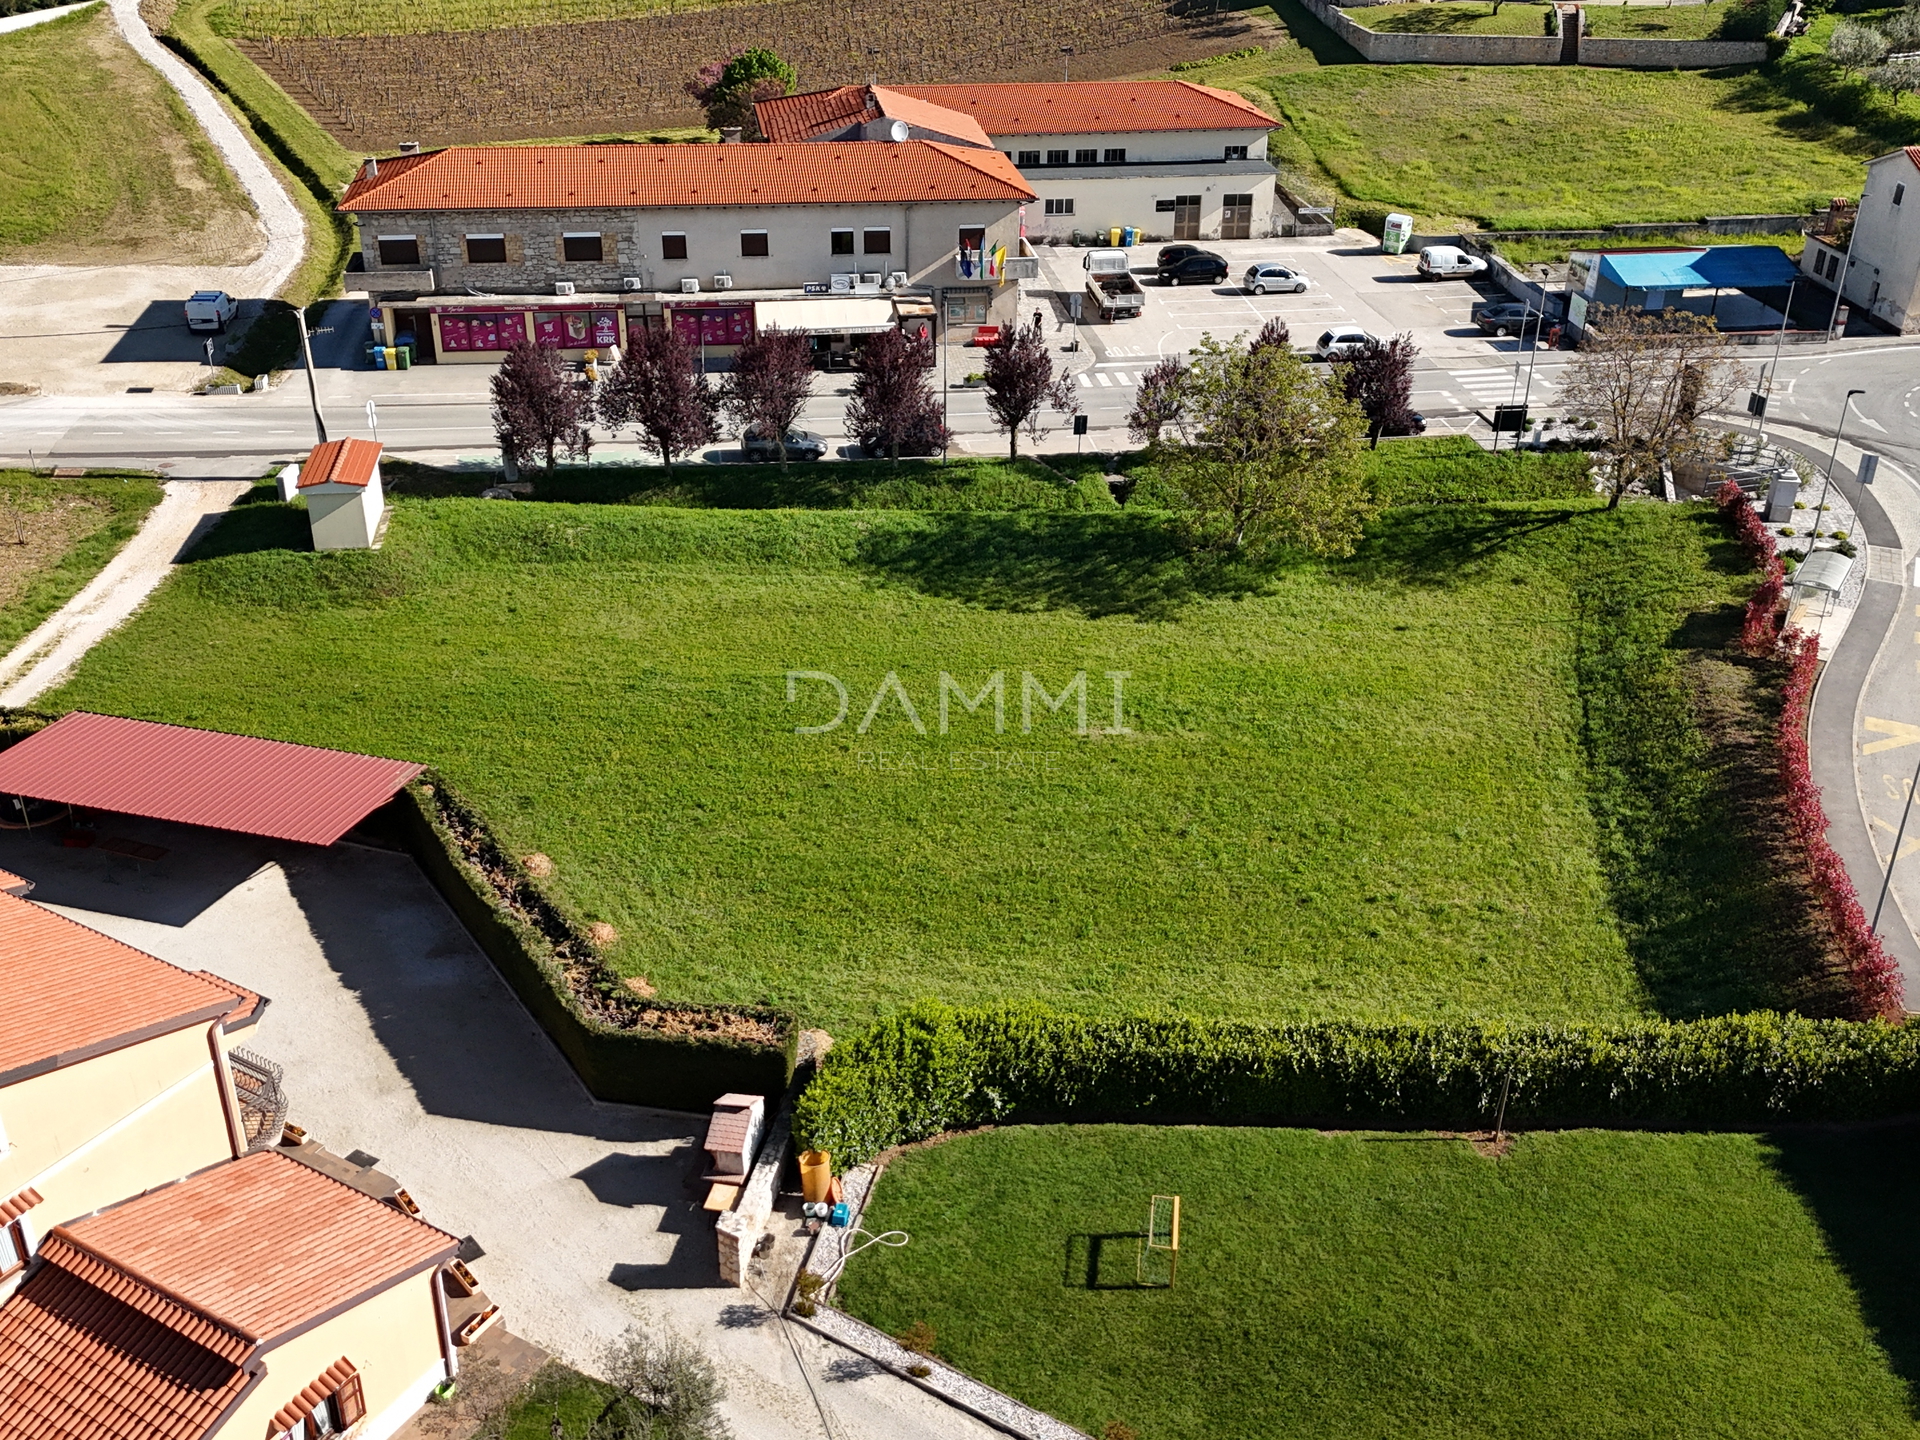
left=184, top=290, right=237, bottom=333
left=1159, top=251, right=1229, bottom=286
left=1472, top=302, right=1543, bottom=338
left=1313, top=326, right=1378, bottom=361
left=742, top=428, right=829, bottom=462
left=1416, top=245, right=1488, bottom=281
left=1243, top=263, right=1310, bottom=295
left=1156, top=244, right=1207, bottom=269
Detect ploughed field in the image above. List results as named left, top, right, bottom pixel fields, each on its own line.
left=839, top=1123, right=1920, bottom=1440
left=43, top=463, right=1782, bottom=1033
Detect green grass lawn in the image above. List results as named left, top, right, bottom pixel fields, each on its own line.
left=839, top=1123, right=1920, bottom=1440
left=0, top=470, right=163, bottom=657
left=0, top=6, right=260, bottom=263
left=1354, top=1, right=1733, bottom=39
left=42, top=472, right=1786, bottom=1031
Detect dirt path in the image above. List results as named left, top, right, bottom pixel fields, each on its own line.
left=0, top=478, right=250, bottom=705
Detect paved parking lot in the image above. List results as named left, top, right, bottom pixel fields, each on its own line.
left=1027, top=231, right=1568, bottom=443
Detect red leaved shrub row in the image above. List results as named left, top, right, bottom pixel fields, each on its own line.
left=1715, top=481, right=1905, bottom=1019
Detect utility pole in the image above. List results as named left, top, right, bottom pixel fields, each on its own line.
left=1060, top=45, right=1073, bottom=82
left=1873, top=744, right=1920, bottom=936
left=296, top=305, right=329, bottom=445
left=1755, top=276, right=1797, bottom=446
left=1806, top=388, right=1865, bottom=552
left=1826, top=193, right=1865, bottom=338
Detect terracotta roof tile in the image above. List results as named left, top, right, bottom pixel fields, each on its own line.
left=755, top=86, right=993, bottom=148
left=338, top=141, right=1033, bottom=212
left=889, top=81, right=1277, bottom=135
left=0, top=1236, right=251, bottom=1440
left=0, top=1186, right=42, bottom=1224
left=299, top=438, right=383, bottom=489
left=59, top=1151, right=457, bottom=1342
left=0, top=891, right=254, bottom=1080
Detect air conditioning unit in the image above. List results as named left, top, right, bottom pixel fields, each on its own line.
left=830, top=273, right=854, bottom=294
left=887, top=271, right=908, bottom=289
left=621, top=277, right=644, bottom=292
left=860, top=273, right=882, bottom=287
left=680, top=278, right=701, bottom=294
left=712, top=273, right=734, bottom=290
left=554, top=281, right=576, bottom=297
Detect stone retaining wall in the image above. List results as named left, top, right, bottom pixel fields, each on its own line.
left=1299, top=0, right=1770, bottom=66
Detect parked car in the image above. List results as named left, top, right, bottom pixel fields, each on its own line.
left=1473, top=302, right=1543, bottom=338
left=1243, top=263, right=1310, bottom=295
left=860, top=414, right=948, bottom=459
left=1158, top=251, right=1228, bottom=286
left=742, top=428, right=828, bottom=462
left=1157, top=244, right=1207, bottom=268
left=1415, top=245, right=1488, bottom=281
left=184, top=290, right=238, bottom=333
left=1313, top=326, right=1378, bottom=361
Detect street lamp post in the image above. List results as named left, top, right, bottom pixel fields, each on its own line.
left=1872, top=744, right=1920, bottom=936
left=1060, top=45, right=1073, bottom=82
left=295, top=305, right=329, bottom=445
left=1755, top=276, right=1797, bottom=446
left=1806, top=387, right=1866, bottom=553
left=1826, top=194, right=1865, bottom=338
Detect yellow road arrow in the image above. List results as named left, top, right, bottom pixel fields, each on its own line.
left=1864, top=717, right=1920, bottom=754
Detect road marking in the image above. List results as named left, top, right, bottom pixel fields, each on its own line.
left=1095, top=373, right=1112, bottom=387
left=1864, top=716, right=1920, bottom=753
left=1870, top=815, right=1920, bottom=859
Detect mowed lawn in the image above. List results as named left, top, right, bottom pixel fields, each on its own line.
left=48, top=493, right=1738, bottom=1031
left=840, top=1124, right=1920, bottom=1440
left=1355, top=1, right=1733, bottom=38
left=0, top=6, right=259, bottom=263
left=0, top=470, right=162, bottom=657
left=1261, top=62, right=1874, bottom=230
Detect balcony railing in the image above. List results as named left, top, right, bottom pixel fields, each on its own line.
left=229, top=1047, right=289, bottom=1154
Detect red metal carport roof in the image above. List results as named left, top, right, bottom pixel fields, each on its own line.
left=0, top=713, right=425, bottom=846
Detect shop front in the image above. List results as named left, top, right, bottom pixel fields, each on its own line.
left=373, top=300, right=627, bottom=365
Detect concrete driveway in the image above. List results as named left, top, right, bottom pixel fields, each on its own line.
left=0, top=818, right=996, bottom=1440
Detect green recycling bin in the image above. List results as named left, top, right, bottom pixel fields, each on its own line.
left=396, top=345, right=412, bottom=370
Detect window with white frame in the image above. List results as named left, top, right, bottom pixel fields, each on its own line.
left=376, top=235, right=419, bottom=266
left=1017, top=150, right=1041, bottom=166
left=740, top=230, right=770, bottom=257
left=1044, top=198, right=1074, bottom=216
left=863, top=228, right=891, bottom=254
left=1224, top=145, right=1249, bottom=161
left=831, top=229, right=855, bottom=255
left=562, top=232, right=604, bottom=262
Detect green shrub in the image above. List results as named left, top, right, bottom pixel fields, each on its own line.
left=792, top=1003, right=1920, bottom=1166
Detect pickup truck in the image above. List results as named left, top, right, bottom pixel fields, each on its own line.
left=1083, top=249, right=1144, bottom=321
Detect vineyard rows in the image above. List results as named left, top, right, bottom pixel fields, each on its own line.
left=240, top=0, right=1274, bottom=148
left=218, top=0, right=791, bottom=40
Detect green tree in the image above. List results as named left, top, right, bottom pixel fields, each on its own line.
left=1127, top=333, right=1371, bottom=554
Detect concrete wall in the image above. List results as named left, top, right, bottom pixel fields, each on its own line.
left=1021, top=169, right=1279, bottom=243
left=217, top=1269, right=449, bottom=1440
left=0, top=1022, right=238, bottom=1234
left=357, top=200, right=1024, bottom=298
left=1836, top=151, right=1920, bottom=334
left=994, top=126, right=1271, bottom=166
left=1302, top=0, right=1769, bottom=66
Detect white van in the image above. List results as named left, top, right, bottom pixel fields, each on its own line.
left=184, top=290, right=239, bottom=332
left=1416, top=246, right=1488, bottom=281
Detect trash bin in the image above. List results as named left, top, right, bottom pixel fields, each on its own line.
left=372, top=346, right=387, bottom=370
left=1121, top=226, right=1137, bottom=247
left=800, top=1150, right=832, bottom=1203
left=1382, top=213, right=1415, bottom=255
left=396, top=345, right=412, bottom=370
left=1109, top=227, right=1122, bottom=247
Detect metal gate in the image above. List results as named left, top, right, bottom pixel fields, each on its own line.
left=1172, top=195, right=1202, bottom=240
left=1220, top=195, right=1254, bottom=240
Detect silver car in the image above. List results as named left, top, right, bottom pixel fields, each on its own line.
left=742, top=428, right=828, bottom=462
left=1243, top=263, right=1310, bottom=296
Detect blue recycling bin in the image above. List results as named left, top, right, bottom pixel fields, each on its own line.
left=1122, top=226, right=1137, bottom=247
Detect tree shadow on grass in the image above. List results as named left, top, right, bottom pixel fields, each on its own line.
left=1765, top=1123, right=1920, bottom=1418
left=1338, top=503, right=1586, bottom=588
left=1364, top=3, right=1517, bottom=35
left=1263, top=0, right=1369, bottom=63
left=1709, top=55, right=1920, bottom=160
left=853, top=511, right=1287, bottom=619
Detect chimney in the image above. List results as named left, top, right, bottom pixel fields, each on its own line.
left=720, top=126, right=743, bottom=144
left=397, top=140, right=420, bottom=155
left=362, top=155, right=378, bottom=179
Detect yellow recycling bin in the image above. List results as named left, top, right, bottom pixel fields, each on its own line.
left=1109, top=227, right=1122, bottom=247
left=800, top=1150, right=832, bottom=1203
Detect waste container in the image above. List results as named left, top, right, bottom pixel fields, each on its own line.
left=396, top=345, right=412, bottom=370
left=1121, top=226, right=1137, bottom=247
left=372, top=346, right=387, bottom=370
left=800, top=1150, right=832, bottom=1203
left=1382, top=213, right=1415, bottom=255
left=1109, top=227, right=1122, bottom=247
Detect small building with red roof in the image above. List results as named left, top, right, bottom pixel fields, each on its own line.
left=0, top=1149, right=462, bottom=1440
left=295, top=438, right=388, bottom=551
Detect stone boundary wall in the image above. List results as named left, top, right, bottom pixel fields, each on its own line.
left=1300, top=0, right=1770, bottom=66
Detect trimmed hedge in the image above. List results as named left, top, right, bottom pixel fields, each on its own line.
left=391, top=778, right=797, bottom=1112
left=793, top=1003, right=1920, bottom=1166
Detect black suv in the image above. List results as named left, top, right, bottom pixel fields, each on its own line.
left=1158, top=251, right=1228, bottom=287
left=1156, top=243, right=1206, bottom=268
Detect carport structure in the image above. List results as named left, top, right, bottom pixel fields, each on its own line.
left=0, top=711, right=424, bottom=845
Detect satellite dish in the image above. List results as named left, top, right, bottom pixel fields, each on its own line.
left=888, top=119, right=911, bottom=143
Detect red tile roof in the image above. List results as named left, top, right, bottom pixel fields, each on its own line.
left=0, top=1235, right=251, bottom=1440
left=890, top=81, right=1276, bottom=135
left=299, top=438, right=383, bottom=489
left=0, top=890, right=253, bottom=1081
left=59, top=1150, right=457, bottom=1342
left=0, top=711, right=425, bottom=847
left=755, top=85, right=994, bottom=148
left=0, top=1187, right=42, bottom=1224
left=338, top=140, right=1033, bottom=212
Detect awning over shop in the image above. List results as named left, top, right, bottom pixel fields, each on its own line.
left=755, top=298, right=899, bottom=335
left=0, top=712, right=425, bottom=846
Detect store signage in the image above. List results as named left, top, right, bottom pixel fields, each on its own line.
left=438, top=312, right=526, bottom=352
left=671, top=304, right=755, bottom=345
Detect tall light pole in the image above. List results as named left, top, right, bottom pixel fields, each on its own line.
left=295, top=305, right=329, bottom=445
left=1755, top=276, right=1797, bottom=445
left=1873, top=744, right=1920, bottom=936
left=1826, top=193, right=1865, bottom=338
left=1060, top=45, right=1073, bottom=82
left=1806, top=387, right=1865, bottom=552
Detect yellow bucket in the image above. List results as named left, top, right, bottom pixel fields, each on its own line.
left=800, top=1149, right=832, bottom=1203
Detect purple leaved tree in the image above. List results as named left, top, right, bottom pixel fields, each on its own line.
left=845, top=328, right=948, bottom=466
left=721, top=324, right=815, bottom=469
left=983, top=318, right=1077, bottom=460
left=491, top=340, right=593, bottom=478
left=596, top=325, right=717, bottom=476
left=1335, top=333, right=1420, bottom=446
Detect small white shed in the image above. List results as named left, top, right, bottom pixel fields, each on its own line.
left=703, top=1093, right=766, bottom=1176
left=298, top=438, right=389, bottom=551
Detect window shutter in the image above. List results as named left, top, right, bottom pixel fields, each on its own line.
left=334, top=1373, right=366, bottom=1425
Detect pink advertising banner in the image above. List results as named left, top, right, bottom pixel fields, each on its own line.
left=670, top=304, right=755, bottom=346
left=533, top=310, right=622, bottom=349
left=437, top=312, right=526, bottom=352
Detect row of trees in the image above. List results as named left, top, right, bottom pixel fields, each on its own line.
left=489, top=316, right=1082, bottom=475
left=1829, top=3, right=1920, bottom=107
